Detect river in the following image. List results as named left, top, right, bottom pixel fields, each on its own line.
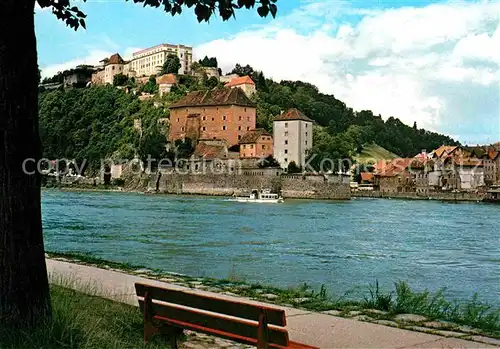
left=41, top=190, right=500, bottom=304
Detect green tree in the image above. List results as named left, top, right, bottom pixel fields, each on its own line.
left=0, top=0, right=278, bottom=327
left=161, top=54, right=181, bottom=74
left=113, top=73, right=128, bottom=86
left=231, top=63, right=254, bottom=76
left=258, top=155, right=280, bottom=168
left=199, top=56, right=218, bottom=68
left=141, top=76, right=159, bottom=94
left=287, top=161, right=302, bottom=173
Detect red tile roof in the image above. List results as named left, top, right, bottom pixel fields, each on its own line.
left=225, top=75, right=255, bottom=87
left=193, top=143, right=227, bottom=159
left=275, top=108, right=313, bottom=122
left=360, top=172, right=374, bottom=182
left=433, top=145, right=458, bottom=158
left=239, top=128, right=271, bottom=144
left=105, top=53, right=125, bottom=65
left=157, top=74, right=177, bottom=85
left=488, top=149, right=499, bottom=160
left=375, top=158, right=413, bottom=177
left=169, top=87, right=255, bottom=109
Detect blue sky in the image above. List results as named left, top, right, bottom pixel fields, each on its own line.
left=36, top=0, right=500, bottom=146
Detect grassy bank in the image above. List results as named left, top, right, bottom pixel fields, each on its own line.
left=47, top=251, right=500, bottom=339
left=0, top=284, right=171, bottom=349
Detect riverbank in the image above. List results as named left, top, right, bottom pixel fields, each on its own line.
left=352, top=190, right=485, bottom=202
left=46, top=252, right=500, bottom=342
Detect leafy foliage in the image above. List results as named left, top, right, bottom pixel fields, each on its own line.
left=287, top=161, right=302, bottom=173
left=140, top=76, right=159, bottom=94
left=38, top=86, right=169, bottom=174
left=198, top=56, right=218, bottom=68
left=231, top=63, right=255, bottom=77
left=37, top=0, right=279, bottom=31
left=161, top=54, right=181, bottom=75
left=258, top=155, right=280, bottom=168
left=113, top=73, right=128, bottom=87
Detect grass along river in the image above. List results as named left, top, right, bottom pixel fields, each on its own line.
left=42, top=189, right=500, bottom=305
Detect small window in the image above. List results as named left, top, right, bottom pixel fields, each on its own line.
left=262, top=145, right=266, bottom=149
left=238, top=126, right=241, bottom=131
left=202, top=127, right=206, bottom=131
left=181, top=127, right=185, bottom=131
left=284, top=131, right=288, bottom=136
left=239, top=116, right=242, bottom=121
left=285, top=149, right=288, bottom=154
left=284, top=158, right=288, bottom=162
left=243, top=145, right=246, bottom=149
left=250, top=145, right=254, bottom=149
left=306, top=124, right=308, bottom=128
left=305, top=141, right=308, bottom=145
left=305, top=132, right=308, bottom=137
left=238, top=135, right=242, bottom=140
left=247, top=117, right=250, bottom=121
left=245, top=108, right=247, bottom=112
left=177, top=118, right=180, bottom=122
left=247, top=126, right=250, bottom=131
left=285, top=123, right=288, bottom=128
left=285, top=140, right=288, bottom=145
left=222, top=126, right=226, bottom=130
left=223, top=115, right=227, bottom=121
left=202, top=116, right=206, bottom=121
left=212, top=117, right=215, bottom=121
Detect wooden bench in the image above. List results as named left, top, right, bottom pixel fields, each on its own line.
left=135, top=282, right=319, bottom=349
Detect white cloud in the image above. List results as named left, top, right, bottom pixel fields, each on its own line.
left=196, top=0, right=500, bottom=144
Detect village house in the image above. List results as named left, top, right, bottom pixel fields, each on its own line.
left=183, top=139, right=241, bottom=174
left=465, top=146, right=499, bottom=185
left=156, top=73, right=177, bottom=97
left=224, top=75, right=256, bottom=98
left=168, top=87, right=256, bottom=146
left=374, top=158, right=415, bottom=193
left=273, top=109, right=313, bottom=169
left=91, top=53, right=126, bottom=85
left=239, top=129, right=273, bottom=159
left=429, top=145, right=485, bottom=190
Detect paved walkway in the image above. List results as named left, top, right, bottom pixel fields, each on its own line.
left=46, top=259, right=497, bottom=349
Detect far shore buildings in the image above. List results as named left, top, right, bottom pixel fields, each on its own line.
left=273, top=108, right=313, bottom=169
left=168, top=87, right=256, bottom=146
left=128, top=43, right=193, bottom=76
left=91, top=43, right=193, bottom=86
left=239, top=128, right=273, bottom=159
left=224, top=75, right=256, bottom=98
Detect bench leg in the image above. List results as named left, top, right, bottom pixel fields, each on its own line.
left=257, top=310, right=269, bottom=349
left=163, top=326, right=182, bottom=349
left=144, top=291, right=160, bottom=343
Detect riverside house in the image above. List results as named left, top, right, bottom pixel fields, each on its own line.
left=168, top=87, right=256, bottom=146
left=239, top=128, right=273, bottom=159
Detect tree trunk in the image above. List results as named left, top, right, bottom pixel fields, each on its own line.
left=0, top=0, right=52, bottom=327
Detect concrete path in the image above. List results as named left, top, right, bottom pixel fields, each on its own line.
left=46, top=259, right=498, bottom=349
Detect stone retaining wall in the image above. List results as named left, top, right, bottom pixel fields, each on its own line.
left=148, top=173, right=350, bottom=200
left=352, top=190, right=485, bottom=202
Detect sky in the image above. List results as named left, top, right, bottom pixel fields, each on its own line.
left=35, top=0, right=500, bottom=146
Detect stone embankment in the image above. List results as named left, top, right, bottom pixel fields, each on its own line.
left=125, top=172, right=351, bottom=200
left=352, top=190, right=485, bottom=202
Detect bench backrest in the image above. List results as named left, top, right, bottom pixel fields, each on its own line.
left=135, top=282, right=289, bottom=347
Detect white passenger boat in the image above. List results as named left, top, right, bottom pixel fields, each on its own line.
left=233, top=189, right=284, bottom=203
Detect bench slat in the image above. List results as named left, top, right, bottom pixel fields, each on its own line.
left=135, top=283, right=286, bottom=326
left=138, top=300, right=289, bottom=347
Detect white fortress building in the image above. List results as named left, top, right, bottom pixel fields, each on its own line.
left=273, top=109, right=313, bottom=169
left=127, top=43, right=193, bottom=77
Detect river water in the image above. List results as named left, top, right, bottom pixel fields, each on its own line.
left=41, top=190, right=500, bottom=304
